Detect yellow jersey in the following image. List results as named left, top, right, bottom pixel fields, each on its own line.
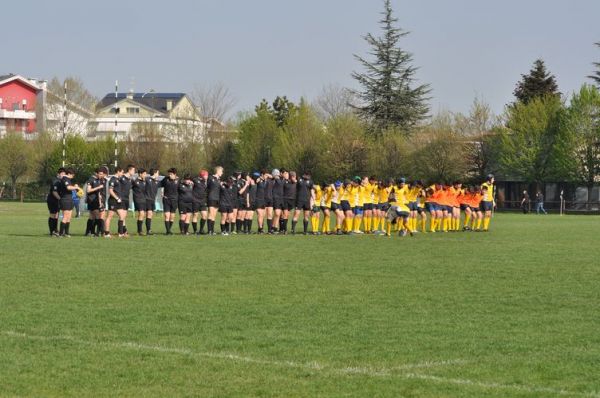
left=348, top=185, right=359, bottom=207
left=481, top=182, right=494, bottom=202
left=390, top=185, right=410, bottom=212
left=379, top=186, right=391, bottom=204
left=406, top=186, right=419, bottom=202
left=371, top=184, right=379, bottom=205
left=361, top=183, right=373, bottom=205
left=322, top=186, right=333, bottom=207
left=314, top=185, right=322, bottom=205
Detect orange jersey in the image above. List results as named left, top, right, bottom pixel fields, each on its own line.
left=469, top=193, right=483, bottom=208
left=447, top=187, right=461, bottom=207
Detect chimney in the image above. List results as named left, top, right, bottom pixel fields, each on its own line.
left=166, top=99, right=173, bottom=111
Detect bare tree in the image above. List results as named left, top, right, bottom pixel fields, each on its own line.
left=45, top=76, right=97, bottom=136
left=0, top=131, right=32, bottom=199
left=313, top=83, right=355, bottom=121
left=191, top=82, right=237, bottom=123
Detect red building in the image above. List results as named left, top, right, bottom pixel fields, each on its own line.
left=0, top=74, right=42, bottom=135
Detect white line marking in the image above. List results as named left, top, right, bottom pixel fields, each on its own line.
left=3, top=331, right=598, bottom=397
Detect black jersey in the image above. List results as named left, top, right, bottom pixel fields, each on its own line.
left=256, top=179, right=267, bottom=202
left=207, top=175, right=221, bottom=201
left=119, top=175, right=133, bottom=200
left=283, top=179, right=296, bottom=199
left=192, top=177, right=208, bottom=203
left=47, top=178, right=61, bottom=202
left=296, top=178, right=314, bottom=202
left=58, top=176, right=74, bottom=199
left=108, top=176, right=122, bottom=200
left=272, top=178, right=284, bottom=199
left=86, top=176, right=105, bottom=205
left=265, top=179, right=274, bottom=201
left=145, top=177, right=159, bottom=201
left=248, top=184, right=257, bottom=205
left=161, top=177, right=179, bottom=200
left=219, top=184, right=235, bottom=207
left=131, top=177, right=147, bottom=202
left=178, top=181, right=194, bottom=203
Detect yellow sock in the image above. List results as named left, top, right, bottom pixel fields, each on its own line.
left=483, top=217, right=490, bottom=230
left=364, top=216, right=370, bottom=232
left=442, top=218, right=448, bottom=232
left=373, top=215, right=380, bottom=230
left=380, top=217, right=385, bottom=231
left=464, top=214, right=471, bottom=228
left=421, top=218, right=426, bottom=232
left=386, top=222, right=392, bottom=236
left=322, top=215, right=328, bottom=233
left=353, top=217, right=361, bottom=232
left=476, top=218, right=482, bottom=230
left=453, top=219, right=459, bottom=230
left=430, top=218, right=436, bottom=232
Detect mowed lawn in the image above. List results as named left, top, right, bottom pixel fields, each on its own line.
left=1, top=202, right=599, bottom=398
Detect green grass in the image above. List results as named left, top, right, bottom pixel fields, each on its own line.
left=1, top=202, right=599, bottom=397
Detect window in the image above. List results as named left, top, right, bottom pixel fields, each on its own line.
left=126, top=107, right=140, bottom=114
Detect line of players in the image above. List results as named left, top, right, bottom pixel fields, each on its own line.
left=46, top=165, right=496, bottom=237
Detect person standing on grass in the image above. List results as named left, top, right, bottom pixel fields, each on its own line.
left=161, top=168, right=179, bottom=235
left=206, top=166, right=223, bottom=236
left=117, top=165, right=135, bottom=237
left=292, top=171, right=315, bottom=235
left=58, top=168, right=79, bottom=237
left=521, top=190, right=530, bottom=214
left=144, top=168, right=160, bottom=235
left=191, top=170, right=209, bottom=235
left=85, top=167, right=107, bottom=237
left=132, top=168, right=148, bottom=236
left=105, top=167, right=123, bottom=237
left=47, top=167, right=65, bottom=236
left=535, top=191, right=547, bottom=215
left=178, top=174, right=194, bottom=235
left=480, top=174, right=495, bottom=232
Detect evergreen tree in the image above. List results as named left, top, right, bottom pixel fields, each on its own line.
left=588, top=42, right=600, bottom=87
left=513, top=59, right=560, bottom=104
left=351, top=0, right=430, bottom=134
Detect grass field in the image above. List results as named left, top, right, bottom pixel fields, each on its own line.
left=1, top=202, right=599, bottom=397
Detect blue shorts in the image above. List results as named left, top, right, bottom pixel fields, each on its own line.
left=363, top=203, right=373, bottom=211
left=480, top=201, right=493, bottom=212
left=353, top=206, right=364, bottom=216
left=378, top=203, right=390, bottom=212
left=408, top=201, right=418, bottom=211
left=341, top=200, right=351, bottom=212
left=426, top=202, right=437, bottom=212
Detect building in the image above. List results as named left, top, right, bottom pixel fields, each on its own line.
left=0, top=74, right=41, bottom=137
left=0, top=73, right=94, bottom=139
left=93, top=92, right=208, bottom=142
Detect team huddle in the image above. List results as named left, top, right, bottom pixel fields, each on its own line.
left=46, top=165, right=496, bottom=238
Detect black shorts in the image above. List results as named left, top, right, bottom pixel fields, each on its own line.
left=330, top=203, right=340, bottom=211
left=417, top=206, right=425, bottom=214
left=219, top=205, right=233, bottom=214
left=265, top=199, right=274, bottom=207
left=284, top=198, right=296, bottom=210
left=363, top=203, right=373, bottom=211
left=163, top=197, right=178, bottom=213
left=59, top=198, right=74, bottom=211
left=87, top=201, right=101, bottom=212
left=254, top=200, right=265, bottom=210
left=208, top=199, right=220, bottom=208
left=460, top=203, right=469, bottom=211
left=134, top=201, right=147, bottom=212
left=296, top=201, right=311, bottom=211
left=273, top=198, right=284, bottom=210
left=378, top=203, right=390, bottom=212
left=146, top=199, right=156, bottom=212
left=341, top=200, right=351, bottom=212
left=408, top=202, right=418, bottom=211
left=118, top=200, right=129, bottom=211
left=470, top=206, right=481, bottom=213
left=192, top=201, right=207, bottom=213
left=47, top=199, right=59, bottom=214
left=480, top=201, right=493, bottom=212
left=178, top=201, right=193, bottom=214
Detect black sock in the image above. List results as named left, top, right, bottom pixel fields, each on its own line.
left=146, top=218, right=152, bottom=232
left=292, top=220, right=297, bottom=232
left=123, top=225, right=128, bottom=234
left=200, top=218, right=206, bottom=233
left=179, top=220, right=185, bottom=233
left=85, top=219, right=93, bottom=235
left=303, top=219, right=309, bottom=233
left=267, top=218, right=273, bottom=231
left=246, top=219, right=253, bottom=232
left=228, top=222, right=233, bottom=233
left=236, top=219, right=242, bottom=232
left=165, top=221, right=170, bottom=233
left=284, top=219, right=289, bottom=231
left=137, top=220, right=143, bottom=233
left=52, top=218, right=58, bottom=233
left=59, top=222, right=66, bottom=235
left=208, top=219, right=214, bottom=233
left=48, top=217, right=54, bottom=234
left=192, top=222, right=197, bottom=233
left=169, top=221, right=174, bottom=232
left=96, top=219, right=104, bottom=235
left=184, top=223, right=190, bottom=234
left=221, top=223, right=226, bottom=233
left=118, top=220, right=124, bottom=235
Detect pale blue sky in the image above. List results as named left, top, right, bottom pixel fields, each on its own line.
left=6, top=0, right=599, bottom=118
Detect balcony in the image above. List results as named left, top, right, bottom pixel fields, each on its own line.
left=0, top=109, right=36, bottom=119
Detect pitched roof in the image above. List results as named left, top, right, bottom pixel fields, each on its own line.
left=97, top=92, right=186, bottom=112
left=0, top=73, right=41, bottom=90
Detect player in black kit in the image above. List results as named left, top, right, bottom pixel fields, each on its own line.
left=57, top=168, right=79, bottom=237
left=132, top=168, right=148, bottom=235
left=178, top=174, right=194, bottom=235
left=281, top=170, right=297, bottom=234
left=117, top=165, right=135, bottom=237
left=161, top=168, right=179, bottom=235
left=254, top=171, right=268, bottom=233
left=144, top=169, right=160, bottom=235
left=46, top=167, right=65, bottom=236
left=105, top=167, right=123, bottom=237
left=270, top=169, right=285, bottom=234
left=292, top=171, right=315, bottom=234
left=219, top=176, right=236, bottom=235
left=207, top=166, right=223, bottom=235
left=192, top=169, right=209, bottom=235
left=85, top=166, right=107, bottom=237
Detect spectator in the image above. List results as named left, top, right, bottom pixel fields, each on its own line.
left=72, top=189, right=81, bottom=218
left=535, top=191, right=547, bottom=215
left=521, top=190, right=530, bottom=214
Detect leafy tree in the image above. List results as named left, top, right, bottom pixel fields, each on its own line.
left=351, top=0, right=429, bottom=134
left=562, top=84, right=600, bottom=205
left=499, top=95, right=570, bottom=186
left=0, top=132, right=33, bottom=199
left=513, top=59, right=560, bottom=104
left=237, top=106, right=279, bottom=171
left=589, top=42, right=600, bottom=87
left=323, top=114, right=370, bottom=179
left=368, top=128, right=411, bottom=179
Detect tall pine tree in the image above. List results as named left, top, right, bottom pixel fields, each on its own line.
left=588, top=42, right=600, bottom=87
left=351, top=0, right=430, bottom=134
left=513, top=59, right=560, bottom=104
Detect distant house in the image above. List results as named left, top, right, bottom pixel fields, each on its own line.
left=93, top=92, right=208, bottom=142
left=0, top=73, right=94, bottom=138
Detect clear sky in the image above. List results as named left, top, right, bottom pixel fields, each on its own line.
left=5, top=0, right=599, bottom=118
